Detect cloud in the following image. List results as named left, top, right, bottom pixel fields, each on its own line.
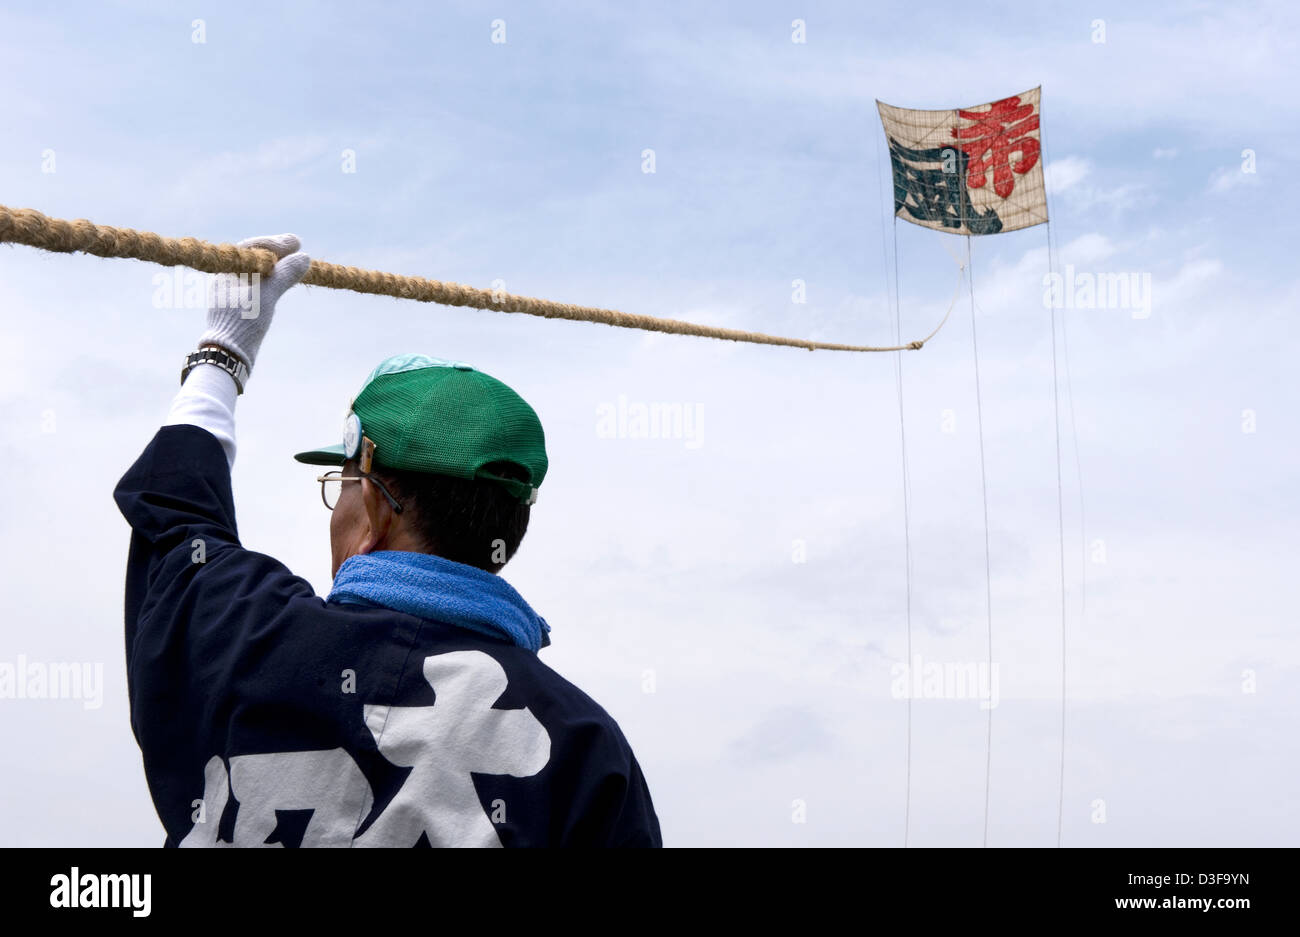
left=1155, top=257, right=1224, bottom=312
left=1045, top=157, right=1090, bottom=193
left=1209, top=166, right=1260, bottom=193
left=729, top=706, right=836, bottom=762
left=166, top=136, right=332, bottom=203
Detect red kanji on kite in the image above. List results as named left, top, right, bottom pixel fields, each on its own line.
left=951, top=95, right=1041, bottom=200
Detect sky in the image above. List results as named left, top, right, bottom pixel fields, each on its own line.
left=1, top=0, right=1296, bottom=847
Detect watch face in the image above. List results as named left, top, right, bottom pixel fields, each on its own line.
left=342, top=413, right=362, bottom=459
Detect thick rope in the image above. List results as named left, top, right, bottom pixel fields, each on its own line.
left=0, top=205, right=947, bottom=354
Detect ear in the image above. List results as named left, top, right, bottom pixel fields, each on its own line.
left=357, top=475, right=398, bottom=554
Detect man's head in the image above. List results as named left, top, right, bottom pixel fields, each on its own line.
left=327, top=456, right=532, bottom=577
left=295, top=354, right=547, bottom=578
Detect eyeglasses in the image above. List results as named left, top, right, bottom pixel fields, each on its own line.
left=316, top=470, right=404, bottom=514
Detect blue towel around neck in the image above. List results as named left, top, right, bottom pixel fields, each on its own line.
left=327, top=550, right=550, bottom=652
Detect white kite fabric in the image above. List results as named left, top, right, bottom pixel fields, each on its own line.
left=877, top=87, right=1047, bottom=236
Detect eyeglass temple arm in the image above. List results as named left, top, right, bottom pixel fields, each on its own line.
left=316, top=472, right=403, bottom=514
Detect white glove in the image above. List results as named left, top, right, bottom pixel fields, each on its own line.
left=197, top=233, right=311, bottom=373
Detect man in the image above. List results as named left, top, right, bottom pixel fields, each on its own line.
left=113, top=234, right=661, bottom=847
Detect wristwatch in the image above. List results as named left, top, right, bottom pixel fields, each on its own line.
left=181, top=345, right=249, bottom=394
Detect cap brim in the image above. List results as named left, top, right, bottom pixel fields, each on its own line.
left=293, top=443, right=347, bottom=466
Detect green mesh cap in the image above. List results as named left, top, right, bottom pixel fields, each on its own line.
left=293, top=353, right=547, bottom=504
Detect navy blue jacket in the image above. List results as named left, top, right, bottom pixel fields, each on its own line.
left=113, top=424, right=661, bottom=847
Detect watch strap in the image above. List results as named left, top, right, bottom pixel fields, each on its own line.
left=182, top=347, right=249, bottom=394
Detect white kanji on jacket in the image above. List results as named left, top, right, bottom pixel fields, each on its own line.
left=179, top=651, right=551, bottom=847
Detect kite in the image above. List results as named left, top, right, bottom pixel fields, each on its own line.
left=877, top=87, right=1047, bottom=236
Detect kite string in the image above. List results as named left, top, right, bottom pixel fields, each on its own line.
left=1058, top=242, right=1085, bottom=619
left=875, top=129, right=913, bottom=850
left=0, top=203, right=945, bottom=355
left=894, top=221, right=914, bottom=851
left=1048, top=227, right=1068, bottom=849
left=1040, top=126, right=1086, bottom=620
left=888, top=221, right=914, bottom=851
left=1039, top=118, right=1071, bottom=851
left=965, top=235, right=994, bottom=849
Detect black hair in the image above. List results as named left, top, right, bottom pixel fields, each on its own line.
left=361, top=459, right=531, bottom=573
